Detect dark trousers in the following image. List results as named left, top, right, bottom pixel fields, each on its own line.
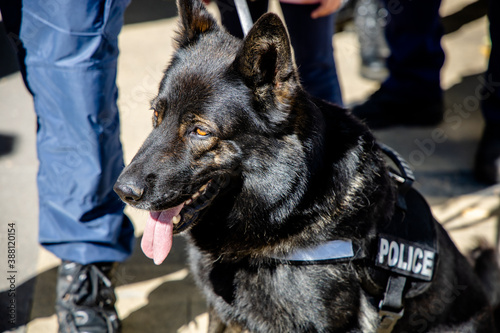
left=380, top=0, right=445, bottom=103
left=381, top=0, right=500, bottom=124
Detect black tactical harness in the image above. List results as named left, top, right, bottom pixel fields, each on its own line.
left=270, top=143, right=439, bottom=333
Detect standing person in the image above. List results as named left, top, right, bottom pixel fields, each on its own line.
left=215, top=0, right=345, bottom=106
left=351, top=0, right=445, bottom=128
left=352, top=0, right=500, bottom=184
left=0, top=0, right=135, bottom=332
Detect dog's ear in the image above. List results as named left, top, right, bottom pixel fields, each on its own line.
left=234, top=13, right=297, bottom=89
left=176, top=0, right=218, bottom=47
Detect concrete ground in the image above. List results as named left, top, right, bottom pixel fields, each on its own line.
left=1, top=0, right=499, bottom=332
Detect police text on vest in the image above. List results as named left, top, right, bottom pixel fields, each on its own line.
left=376, top=235, right=436, bottom=281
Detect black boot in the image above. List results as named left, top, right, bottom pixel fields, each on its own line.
left=351, top=88, right=443, bottom=129
left=56, top=261, right=121, bottom=333
left=475, top=123, right=500, bottom=184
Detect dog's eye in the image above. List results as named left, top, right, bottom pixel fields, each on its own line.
left=194, top=127, right=208, bottom=137
left=196, top=128, right=208, bottom=136
left=152, top=109, right=160, bottom=127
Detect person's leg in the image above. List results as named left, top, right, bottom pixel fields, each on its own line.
left=281, top=3, right=343, bottom=106
left=21, top=0, right=134, bottom=265
left=215, top=0, right=268, bottom=38
left=352, top=0, right=445, bottom=128
left=20, top=0, right=133, bottom=330
left=381, top=0, right=444, bottom=102
left=475, top=0, right=500, bottom=184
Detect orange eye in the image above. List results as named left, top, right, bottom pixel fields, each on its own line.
left=196, top=128, right=208, bottom=136
left=154, top=111, right=159, bottom=118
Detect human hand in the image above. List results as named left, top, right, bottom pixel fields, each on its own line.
left=310, top=0, right=342, bottom=19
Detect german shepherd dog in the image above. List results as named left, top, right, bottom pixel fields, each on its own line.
left=114, top=0, right=500, bottom=331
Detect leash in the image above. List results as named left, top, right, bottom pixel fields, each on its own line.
left=234, top=0, right=253, bottom=36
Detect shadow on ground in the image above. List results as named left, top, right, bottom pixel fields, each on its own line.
left=124, top=0, right=178, bottom=24
left=0, top=279, right=35, bottom=332
left=441, top=0, right=488, bottom=35
left=0, top=133, right=16, bottom=157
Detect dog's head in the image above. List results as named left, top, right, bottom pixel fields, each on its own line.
left=114, top=0, right=311, bottom=263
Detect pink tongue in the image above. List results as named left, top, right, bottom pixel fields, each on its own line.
left=141, top=203, right=184, bottom=265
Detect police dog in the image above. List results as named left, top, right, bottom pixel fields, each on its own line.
left=114, top=0, right=500, bottom=331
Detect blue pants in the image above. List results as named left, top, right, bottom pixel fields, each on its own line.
left=380, top=0, right=445, bottom=103
left=3, top=0, right=135, bottom=264
left=215, top=0, right=343, bottom=106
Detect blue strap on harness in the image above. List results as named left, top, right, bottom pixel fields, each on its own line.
left=270, top=240, right=358, bottom=263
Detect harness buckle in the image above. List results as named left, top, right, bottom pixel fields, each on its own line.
left=377, top=305, right=404, bottom=333
left=375, top=275, right=406, bottom=333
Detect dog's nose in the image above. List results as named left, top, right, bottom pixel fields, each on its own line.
left=114, top=180, right=145, bottom=203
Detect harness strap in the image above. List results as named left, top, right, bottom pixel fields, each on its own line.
left=377, top=143, right=414, bottom=211
left=377, top=275, right=406, bottom=333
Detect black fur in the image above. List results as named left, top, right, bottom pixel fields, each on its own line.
left=114, top=0, right=500, bottom=331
